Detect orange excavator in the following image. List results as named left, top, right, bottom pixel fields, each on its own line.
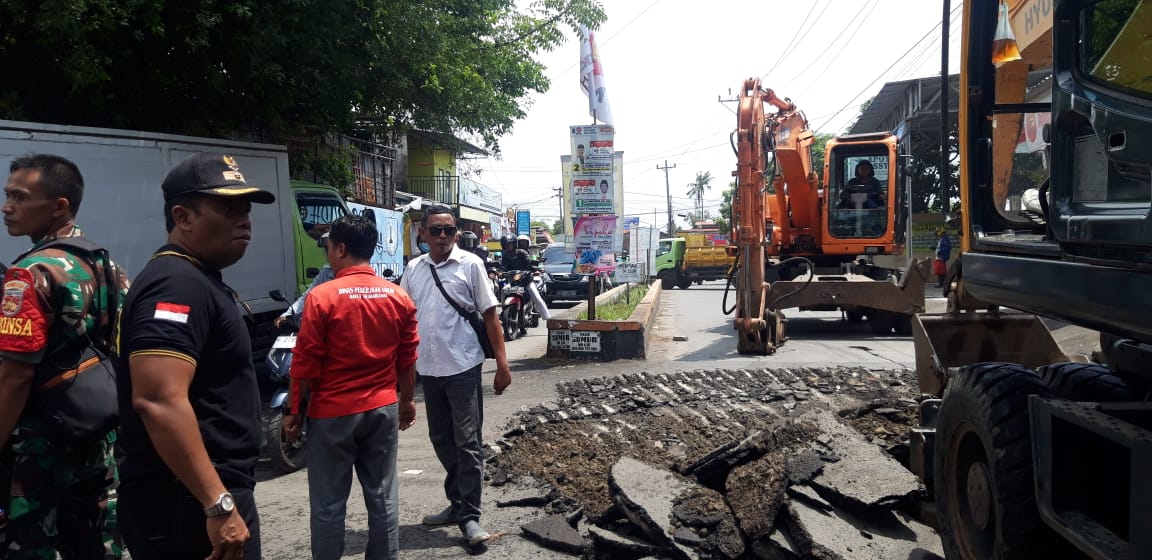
left=726, top=78, right=928, bottom=355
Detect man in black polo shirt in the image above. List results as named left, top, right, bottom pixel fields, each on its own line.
left=115, top=153, right=275, bottom=560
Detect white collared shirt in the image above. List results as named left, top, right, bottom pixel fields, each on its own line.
left=401, top=246, right=498, bottom=377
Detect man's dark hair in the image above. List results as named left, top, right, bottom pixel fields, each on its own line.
left=163, top=194, right=204, bottom=232
left=329, top=215, right=377, bottom=260
left=856, top=160, right=874, bottom=172
left=421, top=204, right=456, bottom=226
left=10, top=154, right=85, bottom=215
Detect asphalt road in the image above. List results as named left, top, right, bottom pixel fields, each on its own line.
left=254, top=280, right=928, bottom=559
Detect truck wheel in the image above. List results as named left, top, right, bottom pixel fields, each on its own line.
left=658, top=271, right=674, bottom=289
left=934, top=363, right=1058, bottom=560
left=265, top=409, right=308, bottom=474
left=1037, top=362, right=1134, bottom=402
left=676, top=276, right=692, bottom=289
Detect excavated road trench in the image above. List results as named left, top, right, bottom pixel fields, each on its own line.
left=486, top=366, right=944, bottom=559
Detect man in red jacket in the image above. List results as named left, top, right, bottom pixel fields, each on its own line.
left=283, top=215, right=419, bottom=560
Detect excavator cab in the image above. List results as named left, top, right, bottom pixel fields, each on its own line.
left=822, top=132, right=901, bottom=253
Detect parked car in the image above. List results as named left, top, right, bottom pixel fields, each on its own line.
left=540, top=242, right=610, bottom=303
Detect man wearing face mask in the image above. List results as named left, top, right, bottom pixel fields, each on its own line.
left=115, top=153, right=274, bottom=559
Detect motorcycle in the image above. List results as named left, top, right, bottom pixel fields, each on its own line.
left=499, top=269, right=540, bottom=341
left=262, top=289, right=308, bottom=473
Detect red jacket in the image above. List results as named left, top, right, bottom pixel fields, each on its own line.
left=290, top=265, right=418, bottom=418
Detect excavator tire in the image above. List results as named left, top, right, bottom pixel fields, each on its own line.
left=934, top=363, right=1066, bottom=560
left=1037, top=362, right=1135, bottom=402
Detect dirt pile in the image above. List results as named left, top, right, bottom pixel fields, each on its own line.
left=487, top=367, right=941, bottom=559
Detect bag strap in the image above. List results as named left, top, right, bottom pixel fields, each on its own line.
left=427, top=263, right=474, bottom=323
left=14, top=237, right=119, bottom=356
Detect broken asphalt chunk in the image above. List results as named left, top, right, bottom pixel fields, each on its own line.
left=520, top=515, right=588, bottom=555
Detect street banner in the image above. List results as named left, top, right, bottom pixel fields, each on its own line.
left=573, top=215, right=618, bottom=275
left=578, top=25, right=614, bottom=126
left=571, top=125, right=615, bottom=215
left=570, top=125, right=613, bottom=176
left=516, top=210, right=531, bottom=235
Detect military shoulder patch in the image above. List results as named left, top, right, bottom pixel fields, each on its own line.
left=0, top=267, right=48, bottom=353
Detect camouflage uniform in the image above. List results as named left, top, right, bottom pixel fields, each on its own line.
left=1, top=225, right=128, bottom=559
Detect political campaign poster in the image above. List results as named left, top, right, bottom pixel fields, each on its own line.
left=570, top=125, right=615, bottom=215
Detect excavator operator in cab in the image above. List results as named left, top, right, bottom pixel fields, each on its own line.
left=838, top=160, right=885, bottom=210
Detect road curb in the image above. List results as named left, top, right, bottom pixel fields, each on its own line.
left=544, top=280, right=662, bottom=360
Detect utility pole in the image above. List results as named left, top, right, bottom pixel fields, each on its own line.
left=553, top=186, right=565, bottom=235
left=940, top=0, right=951, bottom=214
left=657, top=160, right=677, bottom=238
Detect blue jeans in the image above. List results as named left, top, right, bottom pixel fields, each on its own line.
left=420, top=365, right=484, bottom=528
left=307, top=404, right=400, bottom=560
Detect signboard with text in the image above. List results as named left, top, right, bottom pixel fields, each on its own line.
left=570, top=125, right=615, bottom=215
left=516, top=210, right=531, bottom=235
left=573, top=215, right=618, bottom=275
left=614, top=262, right=644, bottom=283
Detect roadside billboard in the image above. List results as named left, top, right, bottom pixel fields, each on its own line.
left=573, top=215, right=618, bottom=275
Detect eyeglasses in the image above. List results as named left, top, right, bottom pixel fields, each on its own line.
left=427, top=226, right=458, bottom=237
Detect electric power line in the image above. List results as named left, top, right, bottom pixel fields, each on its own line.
left=813, top=1, right=964, bottom=134
left=760, top=0, right=828, bottom=79
left=791, top=0, right=882, bottom=99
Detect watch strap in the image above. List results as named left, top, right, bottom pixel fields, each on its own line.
left=203, top=492, right=234, bottom=517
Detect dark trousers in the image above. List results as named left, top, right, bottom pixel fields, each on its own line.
left=118, top=482, right=260, bottom=560
left=421, top=365, right=484, bottom=527
left=308, top=405, right=400, bottom=560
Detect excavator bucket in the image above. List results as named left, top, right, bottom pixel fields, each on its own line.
left=911, top=312, right=1068, bottom=397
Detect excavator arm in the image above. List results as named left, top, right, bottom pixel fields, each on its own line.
left=731, top=78, right=818, bottom=354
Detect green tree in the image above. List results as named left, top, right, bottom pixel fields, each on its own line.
left=907, top=120, right=960, bottom=213
left=685, top=171, right=714, bottom=222
left=530, top=219, right=552, bottom=234
left=716, top=180, right=735, bottom=233
left=0, top=0, right=606, bottom=154
left=810, top=132, right=836, bottom=181
left=551, top=218, right=564, bottom=234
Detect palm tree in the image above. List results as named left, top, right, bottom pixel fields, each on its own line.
left=686, top=171, right=714, bottom=223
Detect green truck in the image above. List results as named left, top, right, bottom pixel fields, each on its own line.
left=654, top=235, right=735, bottom=289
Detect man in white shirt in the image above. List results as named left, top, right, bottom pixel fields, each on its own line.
left=400, top=205, right=511, bottom=547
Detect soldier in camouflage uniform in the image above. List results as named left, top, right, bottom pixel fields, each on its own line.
left=0, top=154, right=127, bottom=559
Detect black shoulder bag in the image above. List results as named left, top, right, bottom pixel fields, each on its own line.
left=427, top=263, right=495, bottom=359
left=13, top=237, right=121, bottom=445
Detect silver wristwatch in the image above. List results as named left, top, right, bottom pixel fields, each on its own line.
left=203, top=492, right=236, bottom=517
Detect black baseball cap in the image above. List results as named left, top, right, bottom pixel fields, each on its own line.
left=161, top=153, right=276, bottom=204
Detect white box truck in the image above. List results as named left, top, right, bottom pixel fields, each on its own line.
left=0, top=119, right=349, bottom=357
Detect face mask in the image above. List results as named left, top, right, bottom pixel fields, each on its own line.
left=418, top=242, right=430, bottom=254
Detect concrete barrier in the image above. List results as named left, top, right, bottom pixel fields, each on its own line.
left=545, top=280, right=663, bottom=360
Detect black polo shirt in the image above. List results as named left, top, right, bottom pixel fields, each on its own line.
left=116, top=244, right=261, bottom=491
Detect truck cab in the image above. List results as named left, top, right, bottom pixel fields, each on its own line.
left=290, top=181, right=349, bottom=295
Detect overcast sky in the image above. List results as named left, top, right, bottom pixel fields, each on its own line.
left=469, top=0, right=964, bottom=230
